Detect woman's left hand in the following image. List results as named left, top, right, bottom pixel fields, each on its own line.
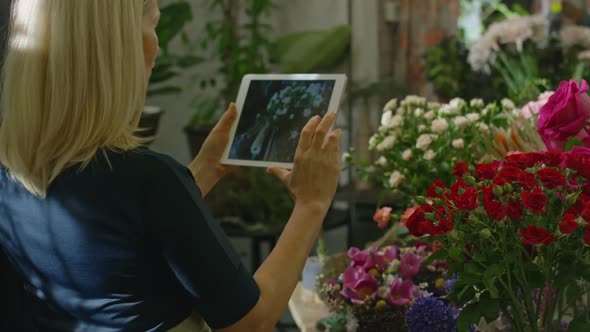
left=188, top=103, right=238, bottom=196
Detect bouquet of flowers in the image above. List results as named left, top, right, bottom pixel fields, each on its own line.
left=404, top=149, right=590, bottom=331
left=346, top=95, right=519, bottom=218
left=317, top=244, right=458, bottom=332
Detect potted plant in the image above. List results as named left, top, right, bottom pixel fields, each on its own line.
left=141, top=0, right=204, bottom=143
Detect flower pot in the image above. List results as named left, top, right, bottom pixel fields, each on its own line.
left=138, top=106, right=164, bottom=144
left=184, top=124, right=214, bottom=157
left=302, top=256, right=324, bottom=291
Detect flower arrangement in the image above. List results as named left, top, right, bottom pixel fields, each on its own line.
left=346, top=95, right=518, bottom=218
left=404, top=149, right=590, bottom=331
left=317, top=244, right=458, bottom=332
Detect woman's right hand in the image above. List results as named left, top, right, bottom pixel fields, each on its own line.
left=267, top=112, right=342, bottom=212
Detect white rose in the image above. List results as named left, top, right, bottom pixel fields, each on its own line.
left=383, top=98, right=398, bottom=112
left=402, top=149, right=413, bottom=161
left=377, top=135, right=396, bottom=151
left=381, top=110, right=393, bottom=127
left=404, top=95, right=426, bottom=104
left=377, top=156, right=388, bottom=166
left=414, top=108, right=424, bottom=117
left=423, top=149, right=436, bottom=160
left=431, top=118, right=449, bottom=134
left=389, top=171, right=404, bottom=188
left=470, top=98, right=484, bottom=108
left=423, top=110, right=435, bottom=120
left=396, top=107, right=405, bottom=115
left=453, top=116, right=469, bottom=129
left=341, top=152, right=351, bottom=162
left=452, top=139, right=465, bottom=149
left=418, top=125, right=427, bottom=132
left=369, top=135, right=378, bottom=149
left=501, top=98, right=516, bottom=110
left=390, top=114, right=403, bottom=128
left=428, top=102, right=441, bottom=109
left=466, top=113, right=480, bottom=123
left=439, top=104, right=458, bottom=115
left=416, top=134, right=433, bottom=150
left=479, top=123, right=490, bottom=133
left=450, top=97, right=465, bottom=109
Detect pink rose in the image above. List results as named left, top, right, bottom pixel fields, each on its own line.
left=537, top=80, right=590, bottom=151
left=520, top=91, right=553, bottom=119
left=373, top=207, right=393, bottom=229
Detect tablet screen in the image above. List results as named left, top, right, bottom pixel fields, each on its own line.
left=228, top=80, right=336, bottom=163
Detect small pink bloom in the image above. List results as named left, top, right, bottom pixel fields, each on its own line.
left=373, top=207, right=393, bottom=229
left=341, top=267, right=378, bottom=304
left=373, top=246, right=398, bottom=271
left=400, top=252, right=424, bottom=280
left=347, top=247, right=376, bottom=270
left=387, top=278, right=414, bottom=306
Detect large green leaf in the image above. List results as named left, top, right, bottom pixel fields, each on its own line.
left=157, top=1, right=193, bottom=52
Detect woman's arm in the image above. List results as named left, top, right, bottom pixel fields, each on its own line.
left=217, top=112, right=341, bottom=331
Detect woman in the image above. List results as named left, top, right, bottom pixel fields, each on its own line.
left=0, top=1, right=342, bottom=331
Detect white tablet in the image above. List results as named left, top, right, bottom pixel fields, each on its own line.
left=221, top=74, right=348, bottom=169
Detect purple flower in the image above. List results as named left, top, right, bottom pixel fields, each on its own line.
left=340, top=266, right=378, bottom=304
left=386, top=277, right=414, bottom=306
left=406, top=296, right=458, bottom=332
left=373, top=246, right=398, bottom=271
left=444, top=274, right=458, bottom=294
left=400, top=251, right=424, bottom=280
left=347, top=247, right=377, bottom=270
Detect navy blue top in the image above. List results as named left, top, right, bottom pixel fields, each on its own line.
left=0, top=148, right=260, bottom=331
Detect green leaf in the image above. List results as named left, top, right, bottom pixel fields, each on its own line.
left=568, top=318, right=590, bottom=332
left=567, top=283, right=583, bottom=306
left=157, top=1, right=192, bottom=52
left=479, top=292, right=501, bottom=323
left=425, top=248, right=448, bottom=264
left=458, top=302, right=482, bottom=332
left=448, top=247, right=463, bottom=260
left=565, top=139, right=585, bottom=152
left=177, top=55, right=205, bottom=68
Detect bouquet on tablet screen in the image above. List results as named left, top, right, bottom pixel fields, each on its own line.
left=229, top=80, right=335, bottom=163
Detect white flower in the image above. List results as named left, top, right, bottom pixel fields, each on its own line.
left=383, top=98, right=398, bottom=111
left=303, top=108, right=312, bottom=117
left=439, top=104, right=458, bottom=115
left=377, top=286, right=389, bottom=299
left=404, top=95, right=426, bottom=104
left=452, top=139, right=465, bottom=149
left=395, top=107, right=405, bottom=115
left=418, top=125, right=427, bottom=132
left=377, top=135, right=396, bottom=151
left=341, top=152, right=351, bottom=162
left=423, top=150, right=436, bottom=160
left=282, top=97, right=291, bottom=104
left=431, top=118, right=449, bottom=134
left=479, top=123, right=490, bottom=133
left=377, top=156, right=388, bottom=166
left=501, top=98, right=516, bottom=110
left=381, top=110, right=393, bottom=127
left=466, top=113, right=480, bottom=123
left=428, top=102, right=441, bottom=109
left=369, top=135, right=377, bottom=149
left=470, top=98, right=484, bottom=108
left=414, top=108, right=424, bottom=117
left=453, top=116, right=469, bottom=129
left=402, top=149, right=413, bottom=160
left=423, top=110, right=435, bottom=121
left=390, top=114, right=403, bottom=128
left=450, top=97, right=465, bottom=109
left=389, top=171, right=404, bottom=188
left=388, top=261, right=400, bottom=275
left=416, top=134, right=433, bottom=150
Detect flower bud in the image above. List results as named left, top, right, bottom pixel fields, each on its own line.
left=565, top=192, right=580, bottom=206
left=415, top=196, right=428, bottom=205
left=435, top=186, right=445, bottom=195
left=375, top=299, right=388, bottom=311
left=449, top=230, right=463, bottom=240
left=424, top=212, right=437, bottom=222
left=480, top=228, right=492, bottom=239
left=435, top=278, right=445, bottom=289
left=503, top=183, right=513, bottom=193
left=433, top=198, right=443, bottom=206
left=368, top=268, right=380, bottom=277
left=493, top=185, right=503, bottom=197
left=463, top=176, right=477, bottom=186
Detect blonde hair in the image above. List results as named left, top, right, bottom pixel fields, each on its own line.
left=0, top=0, right=150, bottom=197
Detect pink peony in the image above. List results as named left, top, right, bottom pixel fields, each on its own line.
left=386, top=278, right=414, bottom=306
left=373, top=246, right=398, bottom=271
left=400, top=251, right=424, bottom=280
left=537, top=80, right=590, bottom=151
left=341, top=266, right=378, bottom=304
left=347, top=247, right=376, bottom=270
left=373, top=206, right=393, bottom=229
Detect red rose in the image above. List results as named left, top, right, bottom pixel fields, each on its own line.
left=520, top=188, right=548, bottom=214
left=438, top=217, right=454, bottom=233
left=559, top=213, right=579, bottom=234
left=581, top=202, right=590, bottom=222
left=406, top=205, right=432, bottom=237
left=542, top=151, right=564, bottom=167
left=485, top=200, right=507, bottom=221
left=519, top=225, right=556, bottom=246
left=507, top=199, right=524, bottom=221
left=452, top=161, right=469, bottom=177
left=497, top=165, right=524, bottom=183
left=584, top=226, right=590, bottom=246
left=536, top=168, right=567, bottom=189
left=505, top=153, right=542, bottom=169
left=518, top=172, right=538, bottom=190
left=427, top=179, right=446, bottom=198
left=574, top=194, right=590, bottom=213
left=537, top=80, right=590, bottom=151
left=565, top=147, right=590, bottom=178
left=475, top=161, right=501, bottom=180
left=452, top=187, right=478, bottom=211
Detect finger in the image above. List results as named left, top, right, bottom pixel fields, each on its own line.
left=214, top=103, right=238, bottom=131
left=266, top=166, right=290, bottom=183
left=295, top=115, right=321, bottom=156
left=312, top=112, right=337, bottom=149
left=322, top=128, right=342, bottom=151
